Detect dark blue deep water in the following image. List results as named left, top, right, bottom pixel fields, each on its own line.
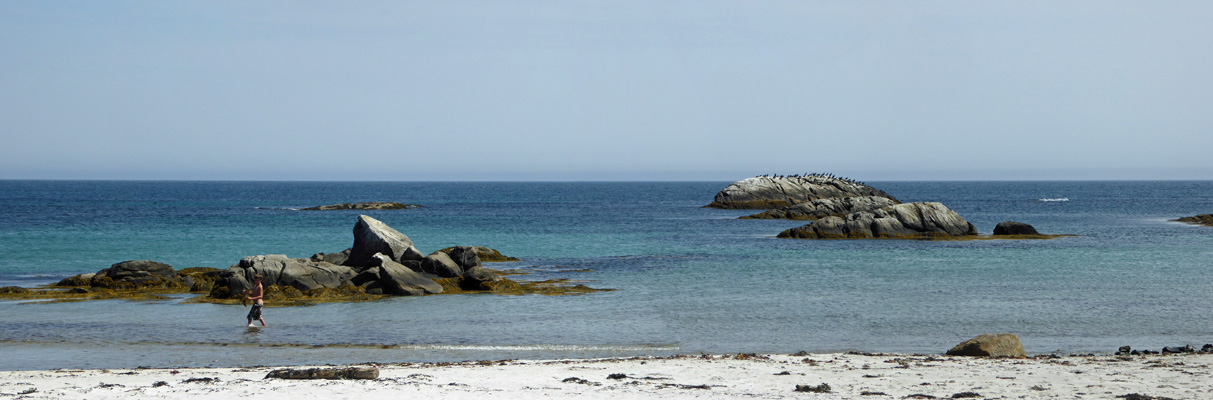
left=1, top=180, right=1211, bottom=370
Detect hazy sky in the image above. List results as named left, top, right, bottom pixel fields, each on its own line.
left=2, top=1, right=1210, bottom=181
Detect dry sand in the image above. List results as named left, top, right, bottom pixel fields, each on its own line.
left=2, top=353, right=1210, bottom=399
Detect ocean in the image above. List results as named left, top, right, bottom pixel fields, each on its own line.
left=1, top=180, right=1211, bottom=370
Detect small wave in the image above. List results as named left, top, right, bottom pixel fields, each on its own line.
left=254, top=206, right=302, bottom=211
left=1037, top=198, right=1069, bottom=202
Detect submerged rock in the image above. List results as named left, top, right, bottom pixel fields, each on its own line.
left=742, top=196, right=900, bottom=220
left=302, top=202, right=420, bottom=211
left=778, top=202, right=978, bottom=239
left=706, top=174, right=898, bottom=209
left=993, top=221, right=1040, bottom=235
left=946, top=333, right=1027, bottom=358
left=438, top=246, right=520, bottom=262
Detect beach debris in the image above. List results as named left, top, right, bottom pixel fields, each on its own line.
left=1116, top=394, right=1179, bottom=400
left=265, top=366, right=378, bottom=380
left=181, top=377, right=219, bottom=384
left=946, top=333, right=1026, bottom=358
left=607, top=373, right=628, bottom=380
left=951, top=392, right=982, bottom=398
left=794, top=383, right=832, bottom=393
left=18, top=388, right=36, bottom=395
left=561, top=377, right=600, bottom=386
left=861, top=391, right=887, bottom=396
left=151, top=381, right=169, bottom=387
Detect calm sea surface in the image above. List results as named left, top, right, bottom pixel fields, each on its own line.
left=1, top=180, right=1211, bottom=370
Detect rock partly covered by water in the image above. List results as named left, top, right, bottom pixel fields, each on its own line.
left=302, top=202, right=421, bottom=211
left=946, top=333, right=1027, bottom=358
left=1173, top=214, right=1213, bottom=227
left=742, top=196, right=901, bottom=221
left=706, top=174, right=898, bottom=209
left=993, top=221, right=1040, bottom=235
left=778, top=202, right=978, bottom=239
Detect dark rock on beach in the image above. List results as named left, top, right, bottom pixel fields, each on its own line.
left=778, top=202, right=978, bottom=239
left=266, top=366, right=379, bottom=380
left=742, top=195, right=900, bottom=220
left=302, top=202, right=420, bottom=211
left=1172, top=214, right=1213, bottom=227
left=946, top=333, right=1026, bottom=358
left=993, top=221, right=1040, bottom=235
left=706, top=174, right=899, bottom=209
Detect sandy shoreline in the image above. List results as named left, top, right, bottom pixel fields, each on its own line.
left=2, top=353, right=1210, bottom=399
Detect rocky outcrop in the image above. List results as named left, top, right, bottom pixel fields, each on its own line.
left=946, top=333, right=1027, bottom=358
left=346, top=215, right=415, bottom=268
left=213, top=255, right=357, bottom=296
left=372, top=253, right=443, bottom=296
left=302, top=202, right=421, bottom=211
left=421, top=251, right=463, bottom=278
left=1173, top=214, right=1213, bottom=227
left=706, top=174, right=898, bottom=209
left=742, top=196, right=900, bottom=220
left=993, top=221, right=1040, bottom=235
left=778, top=202, right=978, bottom=239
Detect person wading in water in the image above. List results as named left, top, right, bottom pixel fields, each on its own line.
left=245, top=274, right=266, bottom=327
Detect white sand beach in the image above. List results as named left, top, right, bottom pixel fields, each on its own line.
left=2, top=353, right=1210, bottom=399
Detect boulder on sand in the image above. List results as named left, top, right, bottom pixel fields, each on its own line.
left=706, top=174, right=898, bottom=209
left=778, top=202, right=978, bottom=239
left=946, top=333, right=1027, bottom=358
left=345, top=215, right=415, bottom=268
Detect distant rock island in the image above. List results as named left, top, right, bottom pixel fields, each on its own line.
left=302, top=202, right=421, bottom=211
left=713, top=174, right=1068, bottom=240
left=1173, top=214, right=1213, bottom=227
left=705, top=174, right=898, bottom=209
left=777, top=202, right=978, bottom=239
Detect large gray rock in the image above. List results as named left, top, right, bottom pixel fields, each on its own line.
left=216, top=255, right=357, bottom=295
left=346, top=215, right=415, bottom=268
left=459, top=266, right=502, bottom=291
left=741, top=196, right=901, bottom=220
left=946, top=333, right=1027, bottom=358
left=420, top=251, right=463, bottom=278
left=706, top=175, right=898, bottom=209
left=373, top=253, right=442, bottom=296
left=778, top=202, right=978, bottom=239
left=993, top=221, right=1040, bottom=235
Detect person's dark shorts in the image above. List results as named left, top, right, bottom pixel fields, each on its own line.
left=248, top=304, right=263, bottom=320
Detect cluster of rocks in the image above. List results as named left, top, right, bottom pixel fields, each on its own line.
left=301, top=202, right=421, bottom=211
left=1116, top=345, right=1213, bottom=356
left=47, top=215, right=529, bottom=302
left=53, top=260, right=217, bottom=292
left=712, top=174, right=1054, bottom=240
left=211, top=215, right=510, bottom=298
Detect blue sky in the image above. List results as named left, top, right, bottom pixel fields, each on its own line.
left=2, top=1, right=1210, bottom=181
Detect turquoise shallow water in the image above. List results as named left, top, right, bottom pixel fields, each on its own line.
left=1, top=180, right=1211, bottom=370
